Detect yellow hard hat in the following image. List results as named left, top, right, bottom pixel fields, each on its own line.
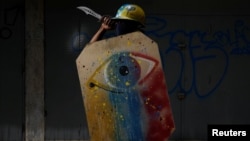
left=112, top=4, right=145, bottom=27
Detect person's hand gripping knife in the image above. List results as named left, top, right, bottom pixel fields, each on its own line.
left=89, top=16, right=115, bottom=43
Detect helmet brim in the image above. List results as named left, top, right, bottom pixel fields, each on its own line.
left=111, top=17, right=145, bottom=28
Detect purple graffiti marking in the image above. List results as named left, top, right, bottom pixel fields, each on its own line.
left=0, top=6, right=21, bottom=39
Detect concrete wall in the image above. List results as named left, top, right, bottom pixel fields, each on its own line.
left=1, top=0, right=250, bottom=140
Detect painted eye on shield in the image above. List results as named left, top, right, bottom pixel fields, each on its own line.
left=87, top=52, right=158, bottom=93
left=105, top=54, right=141, bottom=88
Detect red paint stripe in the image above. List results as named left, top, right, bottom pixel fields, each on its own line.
left=139, top=67, right=175, bottom=141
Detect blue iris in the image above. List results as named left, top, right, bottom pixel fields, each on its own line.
left=106, top=52, right=141, bottom=89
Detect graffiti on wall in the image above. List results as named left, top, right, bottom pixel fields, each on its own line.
left=145, top=17, right=250, bottom=98
left=71, top=16, right=250, bottom=98
left=76, top=32, right=175, bottom=141
left=0, top=6, right=21, bottom=39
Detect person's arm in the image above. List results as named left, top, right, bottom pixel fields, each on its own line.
left=89, top=16, right=115, bottom=43
left=89, top=26, right=106, bottom=43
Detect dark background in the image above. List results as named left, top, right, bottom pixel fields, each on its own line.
left=1, top=0, right=250, bottom=140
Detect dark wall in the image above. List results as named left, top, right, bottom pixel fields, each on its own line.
left=45, top=0, right=250, bottom=140
left=0, top=0, right=24, bottom=140
left=1, top=0, right=250, bottom=140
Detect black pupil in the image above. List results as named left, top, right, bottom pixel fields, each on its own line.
left=119, top=66, right=129, bottom=76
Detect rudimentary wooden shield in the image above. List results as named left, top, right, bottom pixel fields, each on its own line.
left=76, top=31, right=175, bottom=141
